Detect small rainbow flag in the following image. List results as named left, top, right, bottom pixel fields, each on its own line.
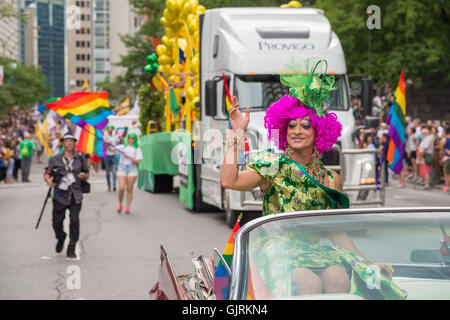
left=45, top=92, right=112, bottom=130
left=222, top=73, right=233, bottom=112
left=75, top=123, right=105, bottom=157
left=158, top=71, right=170, bottom=90
left=214, top=215, right=241, bottom=300
left=386, top=71, right=406, bottom=174
left=222, top=73, right=250, bottom=154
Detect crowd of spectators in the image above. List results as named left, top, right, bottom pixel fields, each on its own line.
left=0, top=108, right=41, bottom=183
left=0, top=107, right=41, bottom=183
left=351, top=84, right=450, bottom=192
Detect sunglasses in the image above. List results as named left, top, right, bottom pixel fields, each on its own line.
left=288, top=119, right=312, bottom=130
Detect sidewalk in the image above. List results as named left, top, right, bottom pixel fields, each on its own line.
left=389, top=172, right=446, bottom=192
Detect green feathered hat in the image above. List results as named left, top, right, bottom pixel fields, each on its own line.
left=279, top=59, right=337, bottom=117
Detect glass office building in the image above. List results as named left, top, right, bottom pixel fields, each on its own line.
left=20, top=0, right=66, bottom=98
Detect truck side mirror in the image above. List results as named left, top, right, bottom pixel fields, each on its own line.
left=361, top=78, right=373, bottom=117
left=205, top=80, right=217, bottom=117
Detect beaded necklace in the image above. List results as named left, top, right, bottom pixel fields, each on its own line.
left=284, top=146, right=327, bottom=184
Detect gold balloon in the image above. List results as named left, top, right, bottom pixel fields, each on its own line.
left=190, top=0, right=199, bottom=8
left=191, top=56, right=199, bottom=73
left=156, top=44, right=167, bottom=56
left=166, top=0, right=176, bottom=12
left=166, top=27, right=175, bottom=38
left=187, top=14, right=195, bottom=25
left=161, top=65, right=171, bottom=76
left=175, top=0, right=184, bottom=11
left=188, top=20, right=196, bottom=33
left=158, top=55, right=173, bottom=66
left=183, top=1, right=193, bottom=15
left=168, top=75, right=178, bottom=83
left=163, top=8, right=171, bottom=19
left=161, top=36, right=170, bottom=47
left=160, top=16, right=168, bottom=26
left=197, top=5, right=205, bottom=13
left=289, top=1, right=302, bottom=7
left=187, top=87, right=196, bottom=100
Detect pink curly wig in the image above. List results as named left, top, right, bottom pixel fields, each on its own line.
left=264, top=95, right=342, bottom=154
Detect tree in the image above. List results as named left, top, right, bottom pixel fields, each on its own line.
left=314, top=0, right=450, bottom=88
left=96, top=75, right=132, bottom=106
left=0, top=57, right=52, bottom=115
left=138, top=83, right=165, bottom=133
left=0, top=0, right=25, bottom=21
left=113, top=0, right=166, bottom=95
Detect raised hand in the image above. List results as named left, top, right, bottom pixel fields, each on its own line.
left=228, top=96, right=250, bottom=132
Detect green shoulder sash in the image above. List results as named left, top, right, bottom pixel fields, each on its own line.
left=279, top=153, right=350, bottom=209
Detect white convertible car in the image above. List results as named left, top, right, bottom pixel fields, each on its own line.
left=151, top=207, right=450, bottom=300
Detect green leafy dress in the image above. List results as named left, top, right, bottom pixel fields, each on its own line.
left=245, top=151, right=407, bottom=300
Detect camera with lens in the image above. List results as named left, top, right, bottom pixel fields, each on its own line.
left=45, top=167, right=65, bottom=187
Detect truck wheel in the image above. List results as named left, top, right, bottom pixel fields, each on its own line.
left=222, top=189, right=239, bottom=228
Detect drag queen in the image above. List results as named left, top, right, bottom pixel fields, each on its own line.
left=220, top=60, right=406, bottom=299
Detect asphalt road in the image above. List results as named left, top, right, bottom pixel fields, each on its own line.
left=0, top=159, right=449, bottom=300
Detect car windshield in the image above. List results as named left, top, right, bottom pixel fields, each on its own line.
left=241, top=211, right=450, bottom=300
left=234, top=74, right=349, bottom=112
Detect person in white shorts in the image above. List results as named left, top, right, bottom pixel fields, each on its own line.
left=116, top=133, right=143, bottom=214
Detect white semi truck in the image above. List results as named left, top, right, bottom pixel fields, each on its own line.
left=188, top=7, right=384, bottom=227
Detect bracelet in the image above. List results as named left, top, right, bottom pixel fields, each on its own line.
left=225, top=129, right=245, bottom=152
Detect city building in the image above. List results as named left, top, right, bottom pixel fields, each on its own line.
left=109, top=0, right=143, bottom=81
left=22, top=3, right=38, bottom=66
left=68, top=0, right=143, bottom=91
left=92, top=0, right=109, bottom=88
left=67, top=0, right=94, bottom=92
left=20, top=0, right=66, bottom=98
left=0, top=0, right=21, bottom=61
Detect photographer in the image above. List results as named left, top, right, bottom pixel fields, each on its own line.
left=44, top=133, right=89, bottom=259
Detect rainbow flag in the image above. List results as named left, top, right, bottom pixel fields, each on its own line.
left=44, top=92, right=112, bottom=130
left=222, top=73, right=250, bottom=154
left=35, top=120, right=53, bottom=157
left=386, top=71, right=406, bottom=174
left=214, top=215, right=241, bottom=300
left=222, top=73, right=233, bottom=112
left=75, top=124, right=105, bottom=157
left=158, top=71, right=170, bottom=89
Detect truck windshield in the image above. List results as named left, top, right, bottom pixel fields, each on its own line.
left=234, top=74, right=349, bottom=112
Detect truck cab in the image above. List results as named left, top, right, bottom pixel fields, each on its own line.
left=194, top=7, right=383, bottom=226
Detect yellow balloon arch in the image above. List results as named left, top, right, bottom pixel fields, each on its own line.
left=152, top=0, right=205, bottom=133
left=152, top=0, right=301, bottom=133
